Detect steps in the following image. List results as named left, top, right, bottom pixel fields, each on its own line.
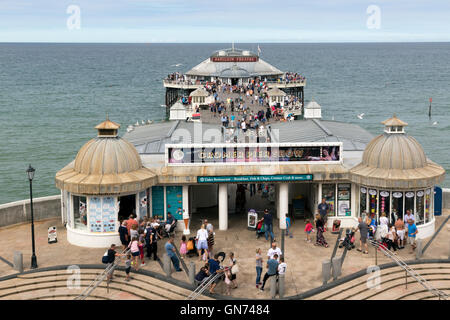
left=0, top=267, right=212, bottom=300
left=306, top=263, right=450, bottom=300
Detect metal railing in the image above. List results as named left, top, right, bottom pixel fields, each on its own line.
left=186, top=271, right=223, bottom=300
left=368, top=239, right=448, bottom=300
left=74, top=249, right=129, bottom=300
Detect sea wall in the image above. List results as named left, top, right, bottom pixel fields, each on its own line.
left=0, top=195, right=61, bottom=228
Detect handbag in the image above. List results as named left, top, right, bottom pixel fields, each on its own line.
left=231, top=263, right=239, bottom=274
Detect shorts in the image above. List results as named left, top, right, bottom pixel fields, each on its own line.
left=306, top=231, right=312, bottom=235
left=408, top=237, right=416, bottom=245
left=396, top=230, right=405, bottom=240
left=197, top=240, right=208, bottom=250
left=132, top=251, right=140, bottom=257
left=360, top=236, right=367, bottom=244
left=125, top=267, right=131, bottom=275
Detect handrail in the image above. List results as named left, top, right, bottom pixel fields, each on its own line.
left=186, top=271, right=223, bottom=300
left=368, top=239, right=448, bottom=300
left=74, top=248, right=130, bottom=300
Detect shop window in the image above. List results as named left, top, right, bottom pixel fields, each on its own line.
left=368, top=189, right=378, bottom=219
left=416, top=190, right=425, bottom=225
left=405, top=191, right=415, bottom=218
left=337, top=184, right=351, bottom=216
left=379, top=191, right=390, bottom=222
left=359, top=187, right=367, bottom=217
left=425, top=189, right=432, bottom=223
left=392, top=192, right=404, bottom=221
left=322, top=184, right=336, bottom=216
left=73, top=195, right=87, bottom=230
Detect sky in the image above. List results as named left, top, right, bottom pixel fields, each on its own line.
left=0, top=0, right=450, bottom=43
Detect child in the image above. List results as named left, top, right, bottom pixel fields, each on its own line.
left=304, top=220, right=314, bottom=242
left=224, top=269, right=232, bottom=295
left=407, top=219, right=418, bottom=254
left=180, top=235, right=187, bottom=259
left=278, top=257, right=287, bottom=275
left=138, top=233, right=146, bottom=267
left=125, top=253, right=132, bottom=281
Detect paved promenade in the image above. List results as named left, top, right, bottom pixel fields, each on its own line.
left=0, top=199, right=448, bottom=299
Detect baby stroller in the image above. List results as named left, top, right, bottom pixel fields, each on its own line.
left=186, top=237, right=199, bottom=257
left=256, top=220, right=265, bottom=239
left=339, top=228, right=356, bottom=250
left=161, top=220, right=178, bottom=238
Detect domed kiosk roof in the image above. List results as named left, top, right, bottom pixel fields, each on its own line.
left=350, top=115, right=445, bottom=189
left=55, top=118, right=157, bottom=195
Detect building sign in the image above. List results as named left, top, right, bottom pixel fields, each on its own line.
left=167, top=143, right=342, bottom=166
left=211, top=56, right=259, bottom=62
left=197, top=174, right=313, bottom=183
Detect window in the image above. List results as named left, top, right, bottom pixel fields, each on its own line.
left=405, top=191, right=415, bottom=218
left=359, top=187, right=367, bottom=217
left=322, top=184, right=336, bottom=216
left=88, top=196, right=117, bottom=233
left=73, top=195, right=87, bottom=230
left=337, top=184, right=351, bottom=216
left=368, top=189, right=378, bottom=218
left=392, top=192, right=404, bottom=221
left=425, top=189, right=432, bottom=223
left=416, top=190, right=425, bottom=225
left=379, top=190, right=390, bottom=222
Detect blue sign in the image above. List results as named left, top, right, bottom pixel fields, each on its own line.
left=197, top=174, right=313, bottom=183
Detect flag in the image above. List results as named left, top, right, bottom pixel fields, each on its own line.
left=257, top=45, right=261, bottom=55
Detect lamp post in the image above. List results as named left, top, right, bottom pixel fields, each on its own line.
left=26, top=164, right=38, bottom=269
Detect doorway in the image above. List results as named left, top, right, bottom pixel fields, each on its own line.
left=231, top=78, right=238, bottom=86
left=118, top=194, right=136, bottom=221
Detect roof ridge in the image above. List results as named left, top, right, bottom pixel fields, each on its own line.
left=312, top=119, right=333, bottom=136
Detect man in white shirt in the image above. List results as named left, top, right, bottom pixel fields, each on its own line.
left=404, top=210, right=415, bottom=227
left=267, top=242, right=282, bottom=262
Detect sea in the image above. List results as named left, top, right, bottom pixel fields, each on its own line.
left=0, top=43, right=449, bottom=205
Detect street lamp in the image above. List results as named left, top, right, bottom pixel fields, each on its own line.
left=26, top=164, right=38, bottom=269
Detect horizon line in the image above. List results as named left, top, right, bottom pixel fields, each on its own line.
left=1, top=41, right=450, bottom=44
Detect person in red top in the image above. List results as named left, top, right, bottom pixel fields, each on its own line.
left=126, top=214, right=138, bottom=234
left=304, top=219, right=314, bottom=243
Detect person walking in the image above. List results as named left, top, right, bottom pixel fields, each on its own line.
left=318, top=198, right=330, bottom=229
left=407, top=219, right=418, bottom=254
left=207, top=253, right=224, bottom=294
left=260, top=253, right=279, bottom=291
left=355, top=217, right=369, bottom=254
left=124, top=253, right=132, bottom=282
left=179, top=235, right=187, bottom=259
left=165, top=235, right=182, bottom=272
left=105, top=244, right=123, bottom=282
left=255, top=248, right=263, bottom=288
left=118, top=221, right=129, bottom=250
left=395, top=217, right=406, bottom=249
left=263, top=209, right=275, bottom=242
left=196, top=224, right=209, bottom=261
left=227, top=252, right=238, bottom=289
left=314, top=214, right=329, bottom=247
left=127, top=236, right=141, bottom=271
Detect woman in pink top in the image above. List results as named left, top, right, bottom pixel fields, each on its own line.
left=128, top=236, right=140, bottom=271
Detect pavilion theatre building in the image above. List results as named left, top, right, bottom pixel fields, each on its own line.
left=56, top=115, right=445, bottom=248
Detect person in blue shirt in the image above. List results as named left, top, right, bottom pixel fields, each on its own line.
left=164, top=212, right=177, bottom=234
left=263, top=209, right=275, bottom=242
left=259, top=254, right=279, bottom=291
left=407, top=219, right=418, bottom=254
left=165, top=236, right=182, bottom=272
left=207, top=254, right=224, bottom=294
left=285, top=216, right=293, bottom=238
left=317, top=198, right=330, bottom=225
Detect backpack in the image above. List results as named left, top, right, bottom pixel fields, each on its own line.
left=102, top=250, right=111, bottom=264
left=187, top=239, right=194, bottom=251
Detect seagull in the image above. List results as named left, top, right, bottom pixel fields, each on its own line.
left=126, top=126, right=134, bottom=133
left=432, top=121, right=438, bottom=125
left=147, top=119, right=153, bottom=124
left=160, top=104, right=166, bottom=107
left=357, top=113, right=365, bottom=120
left=135, top=121, right=140, bottom=126
left=141, top=120, right=146, bottom=125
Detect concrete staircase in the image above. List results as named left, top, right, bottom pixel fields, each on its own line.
left=0, top=268, right=213, bottom=300
left=306, top=263, right=450, bottom=300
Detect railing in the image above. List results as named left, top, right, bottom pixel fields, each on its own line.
left=74, top=249, right=130, bottom=300
left=368, top=239, right=448, bottom=300
left=186, top=271, right=223, bottom=300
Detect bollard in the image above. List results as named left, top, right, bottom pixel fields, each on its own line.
left=270, top=275, right=277, bottom=299
left=278, top=273, right=285, bottom=298
left=189, top=261, right=196, bottom=285
left=13, top=251, right=23, bottom=273
left=322, top=259, right=332, bottom=285
left=415, top=239, right=423, bottom=260
left=332, top=256, right=342, bottom=280
left=162, top=254, right=172, bottom=277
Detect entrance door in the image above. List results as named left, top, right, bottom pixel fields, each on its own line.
left=231, top=78, right=238, bottom=85
left=118, top=194, right=136, bottom=221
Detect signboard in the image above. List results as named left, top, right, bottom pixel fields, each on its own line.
left=167, top=143, right=342, bottom=166
left=337, top=184, right=351, bottom=216
left=198, top=174, right=313, bottom=183
left=48, top=226, right=57, bottom=244
left=211, top=56, right=258, bottom=62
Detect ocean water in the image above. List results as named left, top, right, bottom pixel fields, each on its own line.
left=0, top=43, right=449, bottom=205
